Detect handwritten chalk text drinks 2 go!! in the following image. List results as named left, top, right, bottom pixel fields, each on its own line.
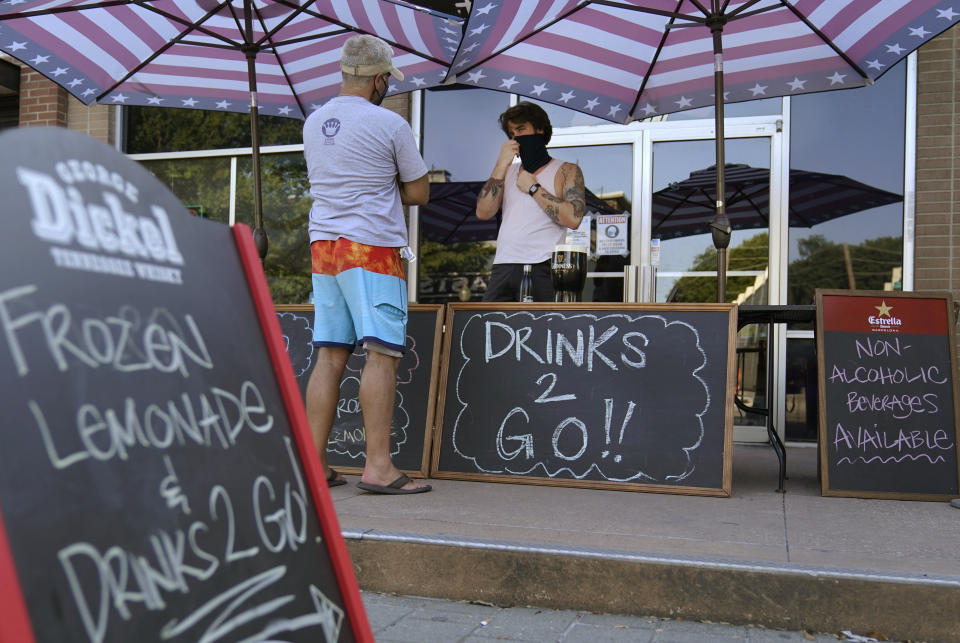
left=58, top=437, right=321, bottom=643
left=483, top=320, right=650, bottom=371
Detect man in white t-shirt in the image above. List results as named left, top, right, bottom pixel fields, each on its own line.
left=303, top=34, right=430, bottom=495
left=476, top=101, right=586, bottom=301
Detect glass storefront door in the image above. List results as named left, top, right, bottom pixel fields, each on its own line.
left=651, top=137, right=772, bottom=305
left=647, top=127, right=783, bottom=442
left=550, top=123, right=784, bottom=442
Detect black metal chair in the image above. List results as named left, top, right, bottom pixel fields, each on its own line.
left=735, top=305, right=817, bottom=492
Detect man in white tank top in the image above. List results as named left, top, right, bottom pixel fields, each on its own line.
left=476, top=102, right=586, bottom=301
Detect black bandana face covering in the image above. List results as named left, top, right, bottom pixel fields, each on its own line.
left=515, top=133, right=551, bottom=172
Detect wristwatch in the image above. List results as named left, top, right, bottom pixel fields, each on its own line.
left=528, top=183, right=541, bottom=196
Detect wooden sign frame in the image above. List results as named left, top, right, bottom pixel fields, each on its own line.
left=816, top=289, right=960, bottom=500
left=273, top=303, right=444, bottom=478
left=430, top=302, right=737, bottom=496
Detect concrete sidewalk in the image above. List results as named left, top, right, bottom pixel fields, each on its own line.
left=332, top=445, right=960, bottom=642
left=361, top=591, right=849, bottom=642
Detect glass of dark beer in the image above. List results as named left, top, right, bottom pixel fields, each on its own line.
left=551, top=244, right=588, bottom=302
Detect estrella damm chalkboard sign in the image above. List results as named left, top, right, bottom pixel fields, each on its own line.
left=431, top=303, right=736, bottom=496
left=275, top=304, right=443, bottom=477
left=0, top=127, right=371, bottom=642
left=816, top=289, right=960, bottom=500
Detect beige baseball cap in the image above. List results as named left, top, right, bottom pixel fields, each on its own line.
left=339, top=34, right=404, bottom=81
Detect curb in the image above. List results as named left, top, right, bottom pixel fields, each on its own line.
left=344, top=530, right=960, bottom=642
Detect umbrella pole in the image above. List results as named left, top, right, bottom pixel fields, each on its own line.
left=708, top=13, right=731, bottom=303
left=246, top=53, right=268, bottom=259
left=244, top=1, right=268, bottom=260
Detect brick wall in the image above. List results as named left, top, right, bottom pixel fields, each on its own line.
left=915, top=23, right=960, bottom=300
left=17, top=67, right=67, bottom=128
left=66, top=100, right=115, bottom=145
left=10, top=61, right=115, bottom=144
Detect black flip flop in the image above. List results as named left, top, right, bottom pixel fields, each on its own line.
left=356, top=473, right=431, bottom=495
left=326, top=468, right=347, bottom=488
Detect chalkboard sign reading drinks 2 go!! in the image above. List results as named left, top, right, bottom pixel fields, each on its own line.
left=432, top=303, right=737, bottom=496
left=816, top=290, right=960, bottom=500
left=0, top=128, right=371, bottom=642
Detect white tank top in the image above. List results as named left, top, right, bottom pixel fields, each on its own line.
left=493, top=158, right=568, bottom=264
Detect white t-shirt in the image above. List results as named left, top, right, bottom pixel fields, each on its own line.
left=304, top=96, right=428, bottom=247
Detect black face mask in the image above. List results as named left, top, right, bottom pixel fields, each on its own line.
left=515, top=133, right=551, bottom=172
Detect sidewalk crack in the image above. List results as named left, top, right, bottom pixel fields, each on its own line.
left=782, top=491, right=791, bottom=562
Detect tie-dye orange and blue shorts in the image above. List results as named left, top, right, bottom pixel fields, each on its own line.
left=311, top=238, right=407, bottom=354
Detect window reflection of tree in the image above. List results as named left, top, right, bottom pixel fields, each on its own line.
left=140, top=157, right=232, bottom=223
left=668, top=232, right=902, bottom=305
left=237, top=154, right=313, bottom=304
left=128, top=106, right=310, bottom=304
left=669, top=233, right=769, bottom=303
left=788, top=235, right=901, bottom=304
left=126, top=106, right=302, bottom=153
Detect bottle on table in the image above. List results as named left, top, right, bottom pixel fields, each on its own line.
left=519, top=264, right=534, bottom=302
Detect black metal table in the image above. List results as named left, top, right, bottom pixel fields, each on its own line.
left=736, top=305, right=816, bottom=492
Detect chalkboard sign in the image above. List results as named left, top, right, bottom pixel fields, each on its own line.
left=432, top=303, right=736, bottom=496
left=0, top=128, right=370, bottom=642
left=275, top=304, right=443, bottom=477
left=816, top=289, right=960, bottom=500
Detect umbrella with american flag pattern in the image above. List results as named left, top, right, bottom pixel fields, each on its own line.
left=0, top=0, right=464, bottom=255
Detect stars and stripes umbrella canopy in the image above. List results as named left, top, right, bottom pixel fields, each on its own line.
left=449, top=0, right=960, bottom=124
left=651, top=163, right=904, bottom=240
left=0, top=0, right=463, bottom=118
left=0, top=0, right=464, bottom=256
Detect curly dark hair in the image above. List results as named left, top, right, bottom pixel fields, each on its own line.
left=498, top=101, right=552, bottom=144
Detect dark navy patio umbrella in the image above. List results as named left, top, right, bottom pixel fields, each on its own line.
left=651, top=163, right=903, bottom=240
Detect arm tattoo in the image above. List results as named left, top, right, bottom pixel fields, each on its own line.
left=539, top=192, right=563, bottom=225
left=478, top=177, right=504, bottom=200
left=562, top=164, right=586, bottom=222
left=564, top=166, right=587, bottom=221
left=543, top=204, right=561, bottom=224
left=537, top=163, right=585, bottom=226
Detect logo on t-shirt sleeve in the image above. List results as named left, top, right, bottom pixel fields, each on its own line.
left=322, top=118, right=341, bottom=145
